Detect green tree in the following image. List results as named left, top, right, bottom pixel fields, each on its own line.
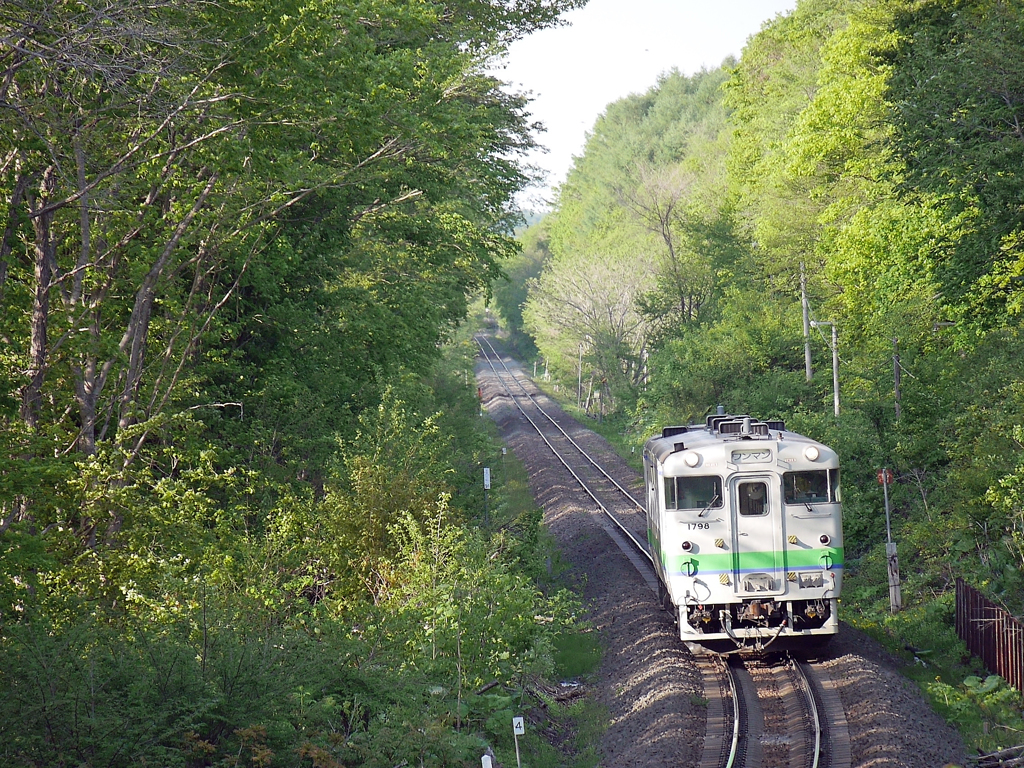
left=0, top=0, right=583, bottom=530
left=724, top=0, right=853, bottom=289
left=523, top=229, right=655, bottom=409
left=492, top=217, right=552, bottom=357
left=524, top=66, right=741, bottom=409
left=885, top=0, right=1024, bottom=323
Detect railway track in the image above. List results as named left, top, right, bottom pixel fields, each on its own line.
left=475, top=336, right=851, bottom=768
left=717, top=654, right=851, bottom=768
left=474, top=334, right=653, bottom=578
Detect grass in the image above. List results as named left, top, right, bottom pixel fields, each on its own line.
left=553, top=629, right=603, bottom=680
left=478, top=413, right=609, bottom=766
left=841, top=562, right=1023, bottom=757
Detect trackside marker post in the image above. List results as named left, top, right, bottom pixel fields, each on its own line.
left=878, top=468, right=902, bottom=612
left=483, top=467, right=490, bottom=527
left=512, top=716, right=525, bottom=767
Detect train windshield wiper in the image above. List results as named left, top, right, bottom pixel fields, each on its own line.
left=698, top=493, right=720, bottom=518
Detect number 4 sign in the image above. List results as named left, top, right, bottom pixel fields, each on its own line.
left=512, top=716, right=525, bottom=767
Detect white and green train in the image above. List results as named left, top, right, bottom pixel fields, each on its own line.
left=644, top=411, right=842, bottom=652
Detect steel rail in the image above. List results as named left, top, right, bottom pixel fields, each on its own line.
left=475, top=335, right=645, bottom=512
left=725, top=659, right=741, bottom=768
left=791, top=656, right=824, bottom=768
left=697, top=655, right=742, bottom=768
left=475, top=336, right=653, bottom=565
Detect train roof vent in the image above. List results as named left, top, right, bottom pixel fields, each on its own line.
left=707, top=413, right=745, bottom=431
left=708, top=414, right=750, bottom=431
left=766, top=420, right=785, bottom=432
left=662, top=426, right=688, bottom=438
left=717, top=418, right=770, bottom=436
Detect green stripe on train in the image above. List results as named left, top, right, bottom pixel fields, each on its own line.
left=662, top=548, right=844, bottom=573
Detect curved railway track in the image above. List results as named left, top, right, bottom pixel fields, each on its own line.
left=475, top=335, right=851, bottom=768
left=724, top=654, right=850, bottom=768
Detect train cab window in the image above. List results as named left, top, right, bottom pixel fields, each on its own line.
left=664, top=476, right=722, bottom=511
left=738, top=481, right=768, bottom=516
left=783, top=470, right=835, bottom=504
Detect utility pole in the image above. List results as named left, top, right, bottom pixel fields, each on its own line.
left=577, top=342, right=583, bottom=409
left=810, top=320, right=839, bottom=417
left=829, top=322, right=839, bottom=417
left=893, top=337, right=902, bottom=420
left=801, top=263, right=812, bottom=382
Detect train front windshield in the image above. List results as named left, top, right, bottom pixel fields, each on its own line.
left=783, top=469, right=840, bottom=504
left=665, top=476, right=723, bottom=510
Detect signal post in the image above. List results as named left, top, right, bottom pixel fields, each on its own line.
left=879, top=468, right=902, bottom=612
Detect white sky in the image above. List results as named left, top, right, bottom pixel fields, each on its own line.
left=492, top=0, right=798, bottom=211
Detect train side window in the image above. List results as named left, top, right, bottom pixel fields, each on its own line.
left=783, top=471, right=830, bottom=504
left=738, top=481, right=768, bottom=516
left=829, top=468, right=841, bottom=502
left=663, top=477, right=677, bottom=508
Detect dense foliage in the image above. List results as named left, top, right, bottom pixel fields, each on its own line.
left=500, top=0, right=1024, bottom=749
left=0, top=1, right=598, bottom=765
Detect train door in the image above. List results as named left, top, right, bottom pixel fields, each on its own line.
left=730, top=475, right=785, bottom=595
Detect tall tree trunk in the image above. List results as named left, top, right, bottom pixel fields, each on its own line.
left=116, top=173, right=217, bottom=432
left=21, top=167, right=56, bottom=430
left=73, top=350, right=99, bottom=456
left=69, top=126, right=103, bottom=455
left=0, top=167, right=30, bottom=305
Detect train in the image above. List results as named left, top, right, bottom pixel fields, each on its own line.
left=643, top=410, right=842, bottom=653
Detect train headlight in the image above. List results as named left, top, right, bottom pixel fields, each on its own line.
left=681, top=540, right=693, bottom=552
left=819, top=534, right=831, bottom=546
left=683, top=451, right=700, bottom=467
left=803, top=445, right=820, bottom=461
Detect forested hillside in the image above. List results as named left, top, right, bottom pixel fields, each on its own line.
left=0, top=2, right=594, bottom=766
left=494, top=0, right=1024, bottom=745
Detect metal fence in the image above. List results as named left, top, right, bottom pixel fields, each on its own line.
left=955, top=578, right=1024, bottom=692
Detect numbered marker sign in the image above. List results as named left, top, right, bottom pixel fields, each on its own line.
left=483, top=467, right=491, bottom=490
left=512, top=716, right=525, bottom=736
